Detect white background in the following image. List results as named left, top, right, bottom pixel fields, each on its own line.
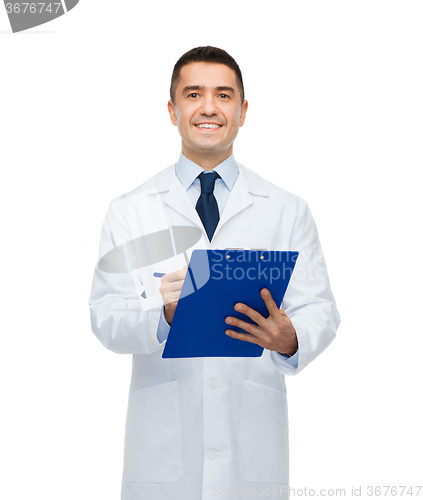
left=1, top=1, right=422, bottom=498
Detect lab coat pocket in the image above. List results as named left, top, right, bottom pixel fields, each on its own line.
left=123, top=380, right=183, bottom=483
left=239, top=379, right=289, bottom=483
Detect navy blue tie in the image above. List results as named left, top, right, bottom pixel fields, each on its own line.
left=196, top=171, right=221, bottom=241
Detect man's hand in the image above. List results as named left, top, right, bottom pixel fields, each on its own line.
left=225, top=288, right=298, bottom=355
left=159, top=265, right=188, bottom=326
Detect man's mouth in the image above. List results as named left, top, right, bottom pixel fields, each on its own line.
left=195, top=123, right=222, bottom=129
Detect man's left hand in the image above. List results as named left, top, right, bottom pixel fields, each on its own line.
left=225, top=288, right=298, bottom=355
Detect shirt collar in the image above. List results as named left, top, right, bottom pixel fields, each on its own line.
left=175, top=152, right=239, bottom=192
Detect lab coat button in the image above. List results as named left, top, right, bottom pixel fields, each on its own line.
left=207, top=450, right=216, bottom=460
left=209, top=381, right=218, bottom=390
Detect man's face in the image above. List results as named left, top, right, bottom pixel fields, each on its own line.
left=168, top=62, right=248, bottom=164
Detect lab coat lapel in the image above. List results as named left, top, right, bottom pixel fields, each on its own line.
left=213, top=163, right=268, bottom=239
left=161, top=167, right=203, bottom=229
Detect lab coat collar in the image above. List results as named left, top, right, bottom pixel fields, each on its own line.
left=155, top=157, right=268, bottom=197
left=157, top=156, right=269, bottom=240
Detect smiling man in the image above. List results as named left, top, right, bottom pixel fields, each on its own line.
left=167, top=61, right=248, bottom=170
left=89, top=46, right=340, bottom=500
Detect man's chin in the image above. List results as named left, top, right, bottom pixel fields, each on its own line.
left=187, top=141, right=226, bottom=153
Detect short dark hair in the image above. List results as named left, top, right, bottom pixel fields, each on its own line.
left=170, top=46, right=245, bottom=104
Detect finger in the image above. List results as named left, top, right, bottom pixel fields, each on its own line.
left=164, top=279, right=185, bottom=290
left=162, top=268, right=186, bottom=283
left=161, top=284, right=184, bottom=300
left=162, top=286, right=184, bottom=298
left=225, top=316, right=261, bottom=335
left=162, top=294, right=181, bottom=305
left=225, top=329, right=261, bottom=345
left=260, top=288, right=280, bottom=318
left=279, top=308, right=288, bottom=318
left=159, top=279, right=185, bottom=297
left=233, top=303, right=266, bottom=329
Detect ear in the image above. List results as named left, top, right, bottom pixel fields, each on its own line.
left=239, top=100, right=248, bottom=127
left=168, top=100, right=178, bottom=126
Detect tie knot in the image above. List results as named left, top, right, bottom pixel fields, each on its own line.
left=198, top=171, right=220, bottom=194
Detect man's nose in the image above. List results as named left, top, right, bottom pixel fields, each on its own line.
left=199, top=95, right=218, bottom=116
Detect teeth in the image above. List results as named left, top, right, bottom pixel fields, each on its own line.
left=196, top=124, right=221, bottom=129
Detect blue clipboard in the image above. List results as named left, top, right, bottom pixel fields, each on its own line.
left=162, top=249, right=299, bottom=358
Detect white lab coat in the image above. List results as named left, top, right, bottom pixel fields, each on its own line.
left=89, top=162, right=340, bottom=500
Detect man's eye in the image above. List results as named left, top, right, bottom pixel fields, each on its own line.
left=188, top=93, right=199, bottom=98
left=219, top=94, right=229, bottom=99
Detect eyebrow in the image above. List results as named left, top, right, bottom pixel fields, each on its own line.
left=182, top=85, right=236, bottom=95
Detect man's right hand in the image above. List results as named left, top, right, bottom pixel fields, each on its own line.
left=159, top=265, right=188, bottom=326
